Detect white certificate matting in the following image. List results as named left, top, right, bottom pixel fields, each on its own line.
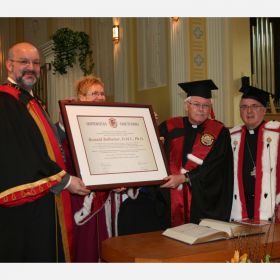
left=60, top=102, right=169, bottom=190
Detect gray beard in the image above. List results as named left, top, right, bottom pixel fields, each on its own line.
left=17, top=76, right=37, bottom=91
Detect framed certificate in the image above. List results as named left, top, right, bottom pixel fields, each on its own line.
left=59, top=101, right=169, bottom=190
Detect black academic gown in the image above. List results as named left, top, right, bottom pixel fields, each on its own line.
left=0, top=85, right=66, bottom=262
left=0, top=88, right=64, bottom=192
left=118, top=117, right=233, bottom=235
left=242, top=124, right=262, bottom=219
left=159, top=117, right=234, bottom=224
left=118, top=185, right=171, bottom=235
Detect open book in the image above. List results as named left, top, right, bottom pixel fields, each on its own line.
left=162, top=218, right=264, bottom=245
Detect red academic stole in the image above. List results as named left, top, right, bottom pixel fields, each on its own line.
left=166, top=117, right=223, bottom=226
left=0, top=84, right=74, bottom=262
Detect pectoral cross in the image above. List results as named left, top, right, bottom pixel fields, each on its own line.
left=250, top=166, right=256, bottom=178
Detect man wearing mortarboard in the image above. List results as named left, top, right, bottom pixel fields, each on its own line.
left=159, top=79, right=234, bottom=225
left=230, top=85, right=280, bottom=223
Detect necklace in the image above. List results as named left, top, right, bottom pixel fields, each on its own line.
left=246, top=138, right=256, bottom=178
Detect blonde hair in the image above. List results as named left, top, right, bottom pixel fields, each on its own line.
left=75, top=75, right=104, bottom=97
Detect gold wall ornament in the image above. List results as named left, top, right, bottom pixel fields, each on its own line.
left=189, top=18, right=207, bottom=81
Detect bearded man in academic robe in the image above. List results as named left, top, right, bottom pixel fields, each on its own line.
left=0, top=42, right=90, bottom=262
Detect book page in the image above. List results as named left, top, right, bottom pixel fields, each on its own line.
left=235, top=219, right=272, bottom=227
left=199, top=219, right=242, bottom=237
left=162, top=223, right=229, bottom=245
left=199, top=219, right=264, bottom=237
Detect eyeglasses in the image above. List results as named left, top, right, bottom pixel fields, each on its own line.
left=85, top=91, right=105, bottom=97
left=10, top=59, right=40, bottom=67
left=239, top=104, right=264, bottom=111
left=187, top=101, right=211, bottom=110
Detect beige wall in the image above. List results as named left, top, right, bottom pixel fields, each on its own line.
left=0, top=17, right=251, bottom=125
left=231, top=18, right=251, bottom=126
left=131, top=18, right=171, bottom=124
left=135, top=86, right=171, bottom=124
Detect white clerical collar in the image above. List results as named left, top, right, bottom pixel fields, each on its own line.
left=248, top=129, right=254, bottom=135
left=7, top=77, right=34, bottom=96
left=192, top=124, right=198, bottom=128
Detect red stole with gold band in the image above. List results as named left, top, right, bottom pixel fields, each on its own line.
left=166, top=117, right=223, bottom=226
left=0, top=84, right=74, bottom=262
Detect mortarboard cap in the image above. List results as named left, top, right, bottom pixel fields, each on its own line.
left=178, top=79, right=218, bottom=99
left=239, top=85, right=270, bottom=107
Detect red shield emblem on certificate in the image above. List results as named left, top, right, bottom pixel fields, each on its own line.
left=109, top=117, right=117, bottom=128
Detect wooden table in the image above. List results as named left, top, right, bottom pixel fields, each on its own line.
left=102, top=223, right=280, bottom=262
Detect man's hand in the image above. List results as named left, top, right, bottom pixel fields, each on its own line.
left=67, top=176, right=91, bottom=196
left=160, top=174, right=185, bottom=189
